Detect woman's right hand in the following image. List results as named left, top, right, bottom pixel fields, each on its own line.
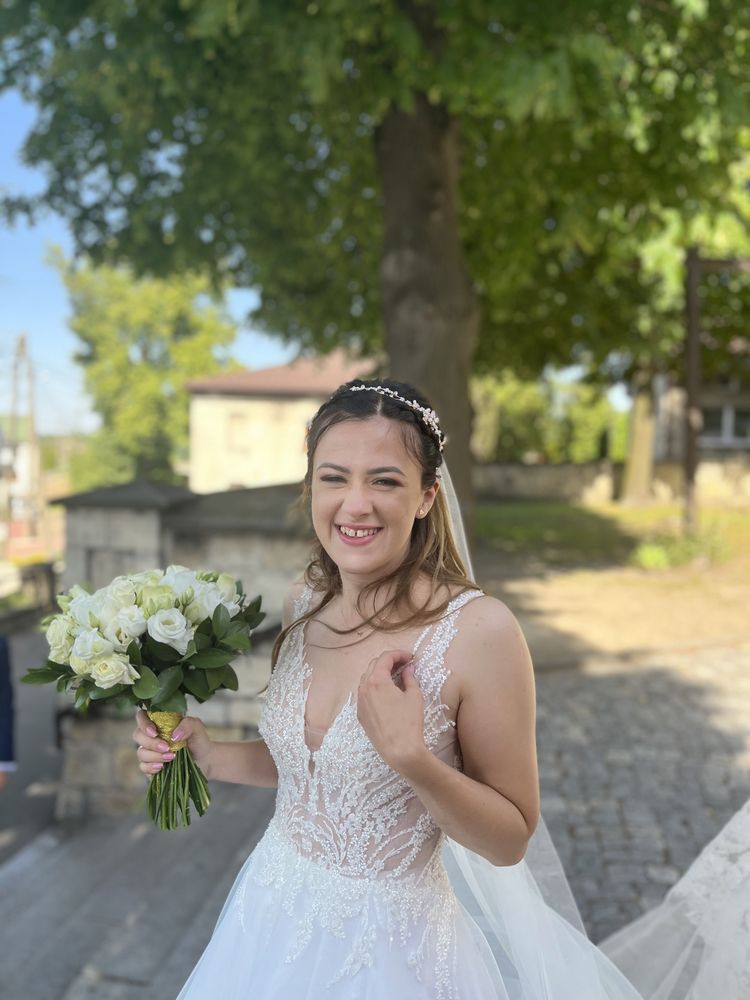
left=132, top=709, right=214, bottom=779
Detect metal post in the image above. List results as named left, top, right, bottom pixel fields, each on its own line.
left=684, top=247, right=701, bottom=537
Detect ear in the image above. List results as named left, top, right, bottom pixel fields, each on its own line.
left=419, top=480, right=440, bottom=517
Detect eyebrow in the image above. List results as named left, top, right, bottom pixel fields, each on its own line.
left=316, top=462, right=406, bottom=476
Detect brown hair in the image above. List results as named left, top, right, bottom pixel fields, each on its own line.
left=269, top=377, right=476, bottom=670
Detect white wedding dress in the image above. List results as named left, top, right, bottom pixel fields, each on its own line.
left=175, top=584, right=651, bottom=999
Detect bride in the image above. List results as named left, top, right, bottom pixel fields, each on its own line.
left=132, top=378, right=748, bottom=999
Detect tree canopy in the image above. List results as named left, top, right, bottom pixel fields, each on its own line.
left=3, top=1, right=750, bottom=505
left=49, top=250, right=238, bottom=489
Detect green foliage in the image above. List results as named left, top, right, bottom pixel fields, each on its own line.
left=48, top=250, right=239, bottom=489
left=630, top=528, right=729, bottom=570
left=2, top=1, right=750, bottom=386
left=470, top=372, right=624, bottom=464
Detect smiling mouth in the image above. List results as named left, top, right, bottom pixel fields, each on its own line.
left=336, top=525, right=383, bottom=539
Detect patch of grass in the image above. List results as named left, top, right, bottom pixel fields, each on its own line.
left=475, top=500, right=750, bottom=568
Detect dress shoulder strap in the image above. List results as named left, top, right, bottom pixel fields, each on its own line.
left=412, top=588, right=484, bottom=701
left=292, top=581, right=315, bottom=620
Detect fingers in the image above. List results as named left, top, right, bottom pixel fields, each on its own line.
left=132, top=709, right=179, bottom=775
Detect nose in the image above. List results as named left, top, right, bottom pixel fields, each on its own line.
left=339, top=483, right=374, bottom=520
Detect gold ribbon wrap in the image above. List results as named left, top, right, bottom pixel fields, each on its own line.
left=147, top=710, right=188, bottom=752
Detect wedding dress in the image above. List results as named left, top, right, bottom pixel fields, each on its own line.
left=176, top=582, right=645, bottom=999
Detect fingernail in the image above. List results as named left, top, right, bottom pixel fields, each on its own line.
left=147, top=726, right=157, bottom=737
left=172, top=729, right=183, bottom=741
left=158, top=741, right=169, bottom=751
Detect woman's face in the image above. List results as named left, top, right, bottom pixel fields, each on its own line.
left=310, top=415, right=438, bottom=584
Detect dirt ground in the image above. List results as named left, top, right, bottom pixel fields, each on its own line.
left=474, top=548, right=750, bottom=668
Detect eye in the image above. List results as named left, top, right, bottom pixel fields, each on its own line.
left=320, top=475, right=345, bottom=483
left=374, top=478, right=400, bottom=487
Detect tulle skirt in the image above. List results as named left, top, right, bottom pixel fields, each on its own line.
left=176, top=819, right=646, bottom=999
left=176, top=821, right=515, bottom=999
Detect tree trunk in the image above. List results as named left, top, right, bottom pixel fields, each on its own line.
left=374, top=94, right=480, bottom=545
left=621, top=373, right=656, bottom=502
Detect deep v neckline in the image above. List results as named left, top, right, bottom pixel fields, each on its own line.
left=299, top=612, right=432, bottom=758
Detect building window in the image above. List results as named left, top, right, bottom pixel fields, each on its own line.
left=701, top=406, right=723, bottom=436
left=699, top=403, right=750, bottom=448
left=735, top=408, right=750, bottom=441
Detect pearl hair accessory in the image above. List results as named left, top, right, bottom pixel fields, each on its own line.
left=347, top=384, right=447, bottom=452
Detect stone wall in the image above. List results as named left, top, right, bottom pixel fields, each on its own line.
left=62, top=507, right=164, bottom=592
left=473, top=457, right=750, bottom=504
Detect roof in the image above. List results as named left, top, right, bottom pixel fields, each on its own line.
left=164, top=482, right=311, bottom=538
left=51, top=480, right=194, bottom=510
left=186, top=349, right=377, bottom=398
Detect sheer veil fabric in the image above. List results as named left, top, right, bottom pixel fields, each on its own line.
left=438, top=463, right=645, bottom=999
left=440, top=462, right=750, bottom=1000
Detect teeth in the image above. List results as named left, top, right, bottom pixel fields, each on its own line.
left=339, top=526, right=379, bottom=538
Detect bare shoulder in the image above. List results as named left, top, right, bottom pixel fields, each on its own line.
left=281, top=576, right=309, bottom=630
left=449, top=593, right=533, bottom=693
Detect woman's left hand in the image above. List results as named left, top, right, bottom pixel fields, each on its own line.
left=357, top=650, right=426, bottom=773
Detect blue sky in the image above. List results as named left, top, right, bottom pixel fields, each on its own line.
left=0, top=91, right=297, bottom=436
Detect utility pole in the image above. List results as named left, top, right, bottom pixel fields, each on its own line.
left=684, top=248, right=701, bottom=537
left=7, top=334, right=40, bottom=550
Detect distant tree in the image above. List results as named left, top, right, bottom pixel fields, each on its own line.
left=49, top=250, right=238, bottom=490
left=471, top=371, right=623, bottom=466
left=4, top=1, right=750, bottom=514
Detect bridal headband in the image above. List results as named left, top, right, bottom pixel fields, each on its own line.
left=346, top=384, right=447, bottom=453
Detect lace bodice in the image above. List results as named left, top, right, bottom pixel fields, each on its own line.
left=259, top=584, right=482, bottom=879
left=238, top=584, right=484, bottom=997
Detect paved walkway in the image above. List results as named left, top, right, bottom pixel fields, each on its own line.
left=537, top=641, right=750, bottom=942
left=1, top=634, right=748, bottom=996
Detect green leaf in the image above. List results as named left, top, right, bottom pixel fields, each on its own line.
left=90, top=683, right=126, bottom=700
left=205, top=669, right=224, bottom=692
left=182, top=667, right=211, bottom=701
left=143, top=638, right=181, bottom=664
left=218, top=664, right=239, bottom=691
left=212, top=602, right=231, bottom=637
left=194, top=631, right=211, bottom=650
left=152, top=664, right=184, bottom=704
left=127, top=639, right=142, bottom=666
left=188, top=648, right=234, bottom=669
left=21, top=668, right=62, bottom=684
left=156, top=690, right=187, bottom=713
left=196, top=616, right=213, bottom=635
left=133, top=663, right=160, bottom=699
left=45, top=659, right=69, bottom=674
left=245, top=595, right=262, bottom=616
left=55, top=674, right=69, bottom=693
left=245, top=611, right=266, bottom=630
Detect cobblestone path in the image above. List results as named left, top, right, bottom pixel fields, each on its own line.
left=535, top=642, right=750, bottom=942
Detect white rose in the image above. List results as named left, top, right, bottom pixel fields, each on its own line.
left=89, top=652, right=140, bottom=689
left=216, top=573, right=241, bottom=616
left=131, top=568, right=163, bottom=589
left=106, top=576, right=138, bottom=609
left=68, top=590, right=98, bottom=629
left=146, top=608, right=193, bottom=655
left=71, top=628, right=115, bottom=662
left=161, top=565, right=199, bottom=600
left=89, top=589, right=121, bottom=630
left=184, top=580, right=224, bottom=625
left=46, top=615, right=76, bottom=664
left=139, top=584, right=177, bottom=618
left=103, top=605, right=147, bottom=651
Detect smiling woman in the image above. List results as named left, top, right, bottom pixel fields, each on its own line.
left=133, top=378, right=649, bottom=1000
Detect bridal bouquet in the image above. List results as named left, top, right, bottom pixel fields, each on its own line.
left=22, top=565, right=265, bottom=830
